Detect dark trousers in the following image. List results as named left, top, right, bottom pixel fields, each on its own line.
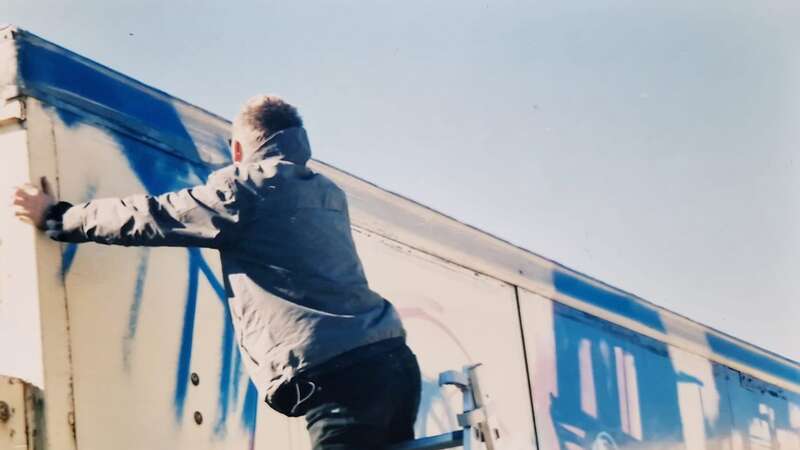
left=302, top=343, right=422, bottom=450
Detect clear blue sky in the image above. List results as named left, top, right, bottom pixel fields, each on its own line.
left=6, top=0, right=799, bottom=360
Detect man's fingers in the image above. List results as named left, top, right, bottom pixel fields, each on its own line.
left=20, top=183, right=40, bottom=195
left=13, top=188, right=31, bottom=200
left=14, top=210, right=33, bottom=224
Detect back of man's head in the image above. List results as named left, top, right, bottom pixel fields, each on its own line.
left=232, top=95, right=303, bottom=159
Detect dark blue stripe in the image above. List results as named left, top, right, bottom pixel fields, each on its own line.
left=706, top=334, right=800, bottom=385
left=553, top=270, right=665, bottom=332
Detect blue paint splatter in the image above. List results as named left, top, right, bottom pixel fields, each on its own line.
left=553, top=270, right=665, bottom=333
left=123, top=247, right=151, bottom=369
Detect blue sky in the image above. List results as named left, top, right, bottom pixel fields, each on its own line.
left=5, top=0, right=799, bottom=360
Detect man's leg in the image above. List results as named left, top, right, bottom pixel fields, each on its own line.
left=304, top=344, right=421, bottom=450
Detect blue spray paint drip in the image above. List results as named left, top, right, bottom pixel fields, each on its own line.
left=242, top=382, right=259, bottom=433
left=60, top=243, right=79, bottom=276
left=59, top=185, right=98, bottom=276
left=173, top=249, right=201, bottom=420
left=231, top=347, right=243, bottom=410
left=553, top=270, right=666, bottom=333
left=123, top=248, right=151, bottom=369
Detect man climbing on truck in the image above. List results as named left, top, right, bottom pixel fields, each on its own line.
left=12, top=95, right=421, bottom=450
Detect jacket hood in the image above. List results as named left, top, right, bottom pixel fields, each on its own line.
left=246, top=127, right=311, bottom=165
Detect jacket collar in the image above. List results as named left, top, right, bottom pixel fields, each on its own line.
left=244, top=127, right=311, bottom=165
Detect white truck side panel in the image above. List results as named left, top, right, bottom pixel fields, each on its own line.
left=47, top=105, right=263, bottom=450
left=355, top=229, right=536, bottom=448
left=0, top=121, right=44, bottom=387
left=38, top=102, right=536, bottom=449
left=1, top=98, right=78, bottom=450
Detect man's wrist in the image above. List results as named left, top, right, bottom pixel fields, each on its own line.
left=39, top=201, right=73, bottom=231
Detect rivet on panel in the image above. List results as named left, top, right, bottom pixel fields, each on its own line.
left=194, top=411, right=203, bottom=425
left=190, top=373, right=200, bottom=386
left=0, top=401, right=10, bottom=423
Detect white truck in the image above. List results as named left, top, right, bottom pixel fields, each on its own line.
left=1, top=26, right=798, bottom=450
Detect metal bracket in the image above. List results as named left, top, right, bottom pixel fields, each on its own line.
left=0, top=86, right=25, bottom=125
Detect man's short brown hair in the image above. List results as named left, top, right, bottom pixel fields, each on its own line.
left=236, top=95, right=303, bottom=144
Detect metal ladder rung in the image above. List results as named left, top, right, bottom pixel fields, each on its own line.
left=390, top=363, right=499, bottom=450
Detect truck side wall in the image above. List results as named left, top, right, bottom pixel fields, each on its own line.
left=36, top=100, right=538, bottom=449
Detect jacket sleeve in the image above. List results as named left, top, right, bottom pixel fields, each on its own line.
left=45, top=167, right=245, bottom=249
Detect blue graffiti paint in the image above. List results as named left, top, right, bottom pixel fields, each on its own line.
left=713, top=363, right=800, bottom=444
left=550, top=302, right=684, bottom=447
left=59, top=185, right=98, bottom=276
left=196, top=256, right=226, bottom=300
left=16, top=32, right=229, bottom=168
left=17, top=29, right=261, bottom=439
left=553, top=270, right=665, bottom=333
left=213, top=317, right=236, bottom=436
left=242, top=381, right=259, bottom=432
left=123, top=248, right=151, bottom=369
left=231, top=347, right=243, bottom=410
left=174, top=249, right=201, bottom=420
left=60, top=243, right=79, bottom=277
left=706, top=333, right=800, bottom=386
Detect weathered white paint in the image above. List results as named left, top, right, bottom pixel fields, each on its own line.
left=354, top=229, right=536, bottom=448
left=0, top=123, right=44, bottom=387
left=0, top=377, right=29, bottom=448
left=3, top=98, right=79, bottom=450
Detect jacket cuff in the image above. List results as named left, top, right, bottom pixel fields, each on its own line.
left=40, top=201, right=74, bottom=230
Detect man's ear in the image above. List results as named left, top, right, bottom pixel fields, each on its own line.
left=232, top=140, right=243, bottom=163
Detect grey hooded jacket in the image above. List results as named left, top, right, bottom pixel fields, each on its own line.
left=46, top=126, right=406, bottom=400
